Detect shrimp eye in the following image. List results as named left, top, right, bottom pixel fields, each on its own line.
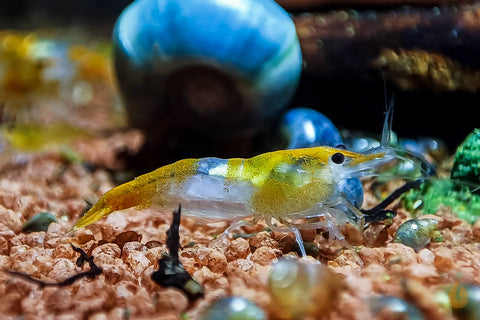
left=331, top=152, right=345, bottom=164
left=335, top=144, right=347, bottom=150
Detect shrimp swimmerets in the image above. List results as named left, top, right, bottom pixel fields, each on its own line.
left=72, top=138, right=423, bottom=256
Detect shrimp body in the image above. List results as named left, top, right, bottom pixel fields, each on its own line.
left=73, top=146, right=393, bottom=231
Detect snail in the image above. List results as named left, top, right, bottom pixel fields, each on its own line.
left=268, top=257, right=342, bottom=319
left=368, top=295, right=425, bottom=320
left=449, top=284, right=480, bottom=319
left=199, top=297, right=266, bottom=320
left=113, top=0, right=302, bottom=165
left=394, top=218, right=440, bottom=251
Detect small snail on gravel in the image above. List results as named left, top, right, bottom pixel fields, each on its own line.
left=394, top=218, right=440, bottom=251
left=368, top=295, right=425, bottom=320
left=199, top=296, right=267, bottom=320
left=268, top=257, right=342, bottom=319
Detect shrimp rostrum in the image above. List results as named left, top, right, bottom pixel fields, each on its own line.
left=72, top=142, right=425, bottom=257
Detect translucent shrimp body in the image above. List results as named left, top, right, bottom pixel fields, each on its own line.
left=72, top=146, right=395, bottom=231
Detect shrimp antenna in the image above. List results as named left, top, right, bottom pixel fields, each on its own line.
left=380, top=69, right=394, bottom=147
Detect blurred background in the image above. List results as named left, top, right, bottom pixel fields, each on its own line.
left=0, top=0, right=132, bottom=31
left=0, top=0, right=478, bottom=154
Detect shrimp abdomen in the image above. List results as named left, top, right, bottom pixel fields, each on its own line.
left=72, top=159, right=199, bottom=230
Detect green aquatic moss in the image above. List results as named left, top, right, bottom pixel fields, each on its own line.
left=402, top=129, right=480, bottom=224
left=451, top=128, right=480, bottom=184
left=402, top=179, right=480, bottom=224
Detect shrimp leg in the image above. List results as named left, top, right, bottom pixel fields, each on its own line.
left=280, top=211, right=364, bottom=265
left=265, top=215, right=307, bottom=257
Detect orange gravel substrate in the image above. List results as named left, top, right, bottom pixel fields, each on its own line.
left=0, top=134, right=479, bottom=320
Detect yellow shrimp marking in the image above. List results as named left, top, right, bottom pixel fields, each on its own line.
left=226, top=147, right=383, bottom=215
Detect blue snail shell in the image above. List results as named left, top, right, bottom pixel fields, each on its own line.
left=113, top=0, right=302, bottom=136
left=281, top=107, right=364, bottom=209
left=281, top=108, right=343, bottom=149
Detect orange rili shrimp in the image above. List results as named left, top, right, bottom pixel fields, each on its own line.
left=72, top=144, right=400, bottom=256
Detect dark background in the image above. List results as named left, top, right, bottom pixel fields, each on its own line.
left=0, top=0, right=132, bottom=31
